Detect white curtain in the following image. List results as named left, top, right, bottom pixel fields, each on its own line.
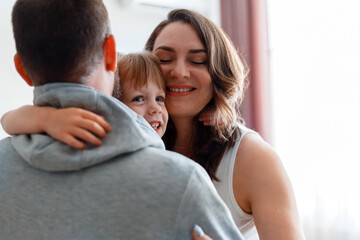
left=268, top=0, right=360, bottom=239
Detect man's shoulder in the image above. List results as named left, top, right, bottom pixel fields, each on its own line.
left=0, top=137, right=14, bottom=152
left=131, top=147, right=198, bottom=174
left=120, top=146, right=211, bottom=189
left=0, top=137, right=27, bottom=170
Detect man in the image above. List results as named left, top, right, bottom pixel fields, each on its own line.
left=0, top=0, right=243, bottom=239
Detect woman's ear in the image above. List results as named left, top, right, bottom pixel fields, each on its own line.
left=14, top=53, right=33, bottom=86
left=104, top=34, right=117, bottom=72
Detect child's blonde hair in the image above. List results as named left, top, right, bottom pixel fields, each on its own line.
left=117, top=52, right=165, bottom=95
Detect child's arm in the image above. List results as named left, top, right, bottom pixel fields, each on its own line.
left=1, top=105, right=111, bottom=149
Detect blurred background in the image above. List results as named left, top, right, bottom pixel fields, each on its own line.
left=1, top=0, right=360, bottom=239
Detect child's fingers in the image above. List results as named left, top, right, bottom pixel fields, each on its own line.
left=198, top=115, right=213, bottom=126
left=80, top=119, right=108, bottom=139
left=81, top=111, right=111, bottom=133
left=99, top=116, right=111, bottom=132
left=201, top=121, right=212, bottom=126
left=61, top=135, right=86, bottom=149
left=198, top=107, right=216, bottom=126
left=72, top=128, right=103, bottom=146
left=198, top=114, right=211, bottom=120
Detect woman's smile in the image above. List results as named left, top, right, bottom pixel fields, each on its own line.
left=166, top=85, right=196, bottom=96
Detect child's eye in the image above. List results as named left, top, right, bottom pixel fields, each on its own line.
left=132, top=96, right=145, bottom=102
left=156, top=96, right=165, bottom=102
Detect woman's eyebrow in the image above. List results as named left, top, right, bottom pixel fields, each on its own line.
left=154, top=46, right=174, bottom=52
left=154, top=46, right=207, bottom=54
left=189, top=49, right=207, bottom=54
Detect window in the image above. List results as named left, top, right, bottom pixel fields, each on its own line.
left=268, top=0, right=360, bottom=238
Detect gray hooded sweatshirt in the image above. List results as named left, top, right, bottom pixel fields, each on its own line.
left=0, top=83, right=243, bottom=240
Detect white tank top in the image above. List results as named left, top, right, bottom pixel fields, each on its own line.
left=212, top=125, right=260, bottom=240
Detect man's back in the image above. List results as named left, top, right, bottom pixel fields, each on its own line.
left=0, top=83, right=243, bottom=239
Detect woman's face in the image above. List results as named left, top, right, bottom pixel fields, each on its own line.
left=152, top=22, right=213, bottom=119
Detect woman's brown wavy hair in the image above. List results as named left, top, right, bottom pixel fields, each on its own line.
left=145, top=9, right=249, bottom=180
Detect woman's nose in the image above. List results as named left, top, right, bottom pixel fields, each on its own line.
left=170, top=61, right=190, bottom=79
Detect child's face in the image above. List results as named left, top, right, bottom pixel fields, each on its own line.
left=121, top=79, right=168, bottom=137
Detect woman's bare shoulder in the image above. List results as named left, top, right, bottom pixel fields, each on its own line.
left=233, top=132, right=303, bottom=239
left=233, top=132, right=291, bottom=211
left=235, top=132, right=282, bottom=172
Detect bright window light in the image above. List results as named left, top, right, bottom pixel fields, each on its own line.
left=268, top=0, right=360, bottom=239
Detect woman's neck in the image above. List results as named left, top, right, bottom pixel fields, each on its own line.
left=171, top=116, right=194, bottom=158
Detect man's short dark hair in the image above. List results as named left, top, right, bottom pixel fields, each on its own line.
left=12, top=0, right=111, bottom=86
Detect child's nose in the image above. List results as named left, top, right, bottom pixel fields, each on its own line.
left=148, top=102, right=162, bottom=115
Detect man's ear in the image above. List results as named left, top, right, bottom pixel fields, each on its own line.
left=104, top=34, right=117, bottom=72
left=14, top=53, right=33, bottom=86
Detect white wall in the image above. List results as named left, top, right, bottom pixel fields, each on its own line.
left=0, top=0, right=31, bottom=139
left=0, top=0, right=219, bottom=139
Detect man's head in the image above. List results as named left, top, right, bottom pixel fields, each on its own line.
left=12, top=0, right=116, bottom=94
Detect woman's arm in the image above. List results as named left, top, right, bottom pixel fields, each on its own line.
left=233, top=133, right=304, bottom=240
left=1, top=105, right=111, bottom=149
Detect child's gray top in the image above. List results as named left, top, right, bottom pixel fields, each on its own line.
left=0, top=83, right=243, bottom=240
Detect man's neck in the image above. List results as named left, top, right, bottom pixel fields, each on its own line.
left=86, top=61, right=114, bottom=96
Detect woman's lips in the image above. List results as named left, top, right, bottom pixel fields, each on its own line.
left=166, top=85, right=195, bottom=97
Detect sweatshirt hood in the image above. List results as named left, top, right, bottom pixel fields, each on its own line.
left=12, top=83, right=165, bottom=171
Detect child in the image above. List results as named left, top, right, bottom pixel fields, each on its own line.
left=1, top=51, right=168, bottom=149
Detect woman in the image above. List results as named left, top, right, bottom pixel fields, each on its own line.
left=146, top=9, right=304, bottom=239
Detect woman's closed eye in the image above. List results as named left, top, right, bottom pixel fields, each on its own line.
left=132, top=96, right=145, bottom=102
left=159, top=59, right=172, bottom=63
left=154, top=50, right=173, bottom=63
left=191, top=60, right=207, bottom=65
left=189, top=57, right=207, bottom=65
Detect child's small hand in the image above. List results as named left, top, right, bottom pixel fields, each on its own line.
left=44, top=108, right=111, bottom=149
left=198, top=108, right=216, bottom=126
